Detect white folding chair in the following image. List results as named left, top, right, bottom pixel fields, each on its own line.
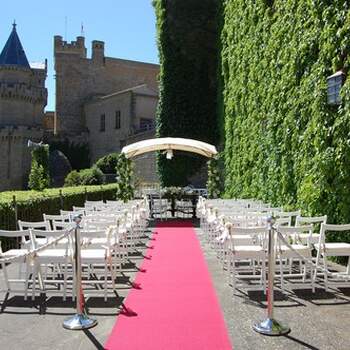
left=226, top=223, right=267, bottom=292
left=79, top=228, right=116, bottom=301
left=31, top=229, right=72, bottom=301
left=295, top=215, right=327, bottom=247
left=0, top=230, right=34, bottom=300
left=18, top=220, right=50, bottom=231
left=43, top=214, right=70, bottom=230
left=276, top=210, right=301, bottom=226
left=313, top=223, right=350, bottom=290
left=276, top=225, right=314, bottom=291
left=17, top=220, right=51, bottom=248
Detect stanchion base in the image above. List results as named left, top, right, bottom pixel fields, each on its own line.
left=63, top=313, right=98, bottom=330
left=253, top=318, right=290, bottom=336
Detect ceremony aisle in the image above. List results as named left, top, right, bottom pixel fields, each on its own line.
left=105, top=221, right=232, bottom=350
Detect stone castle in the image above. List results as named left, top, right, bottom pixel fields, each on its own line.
left=0, top=24, right=159, bottom=191
left=0, top=24, right=47, bottom=190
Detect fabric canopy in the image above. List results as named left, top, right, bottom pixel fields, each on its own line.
left=121, top=137, right=218, bottom=159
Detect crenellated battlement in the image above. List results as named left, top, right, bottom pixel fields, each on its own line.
left=54, top=35, right=86, bottom=58
left=0, top=82, right=47, bottom=103
left=0, top=125, right=43, bottom=140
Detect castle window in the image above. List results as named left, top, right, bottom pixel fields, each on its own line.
left=140, top=118, right=154, bottom=131
left=100, top=114, right=105, bottom=132
left=115, top=111, right=121, bottom=129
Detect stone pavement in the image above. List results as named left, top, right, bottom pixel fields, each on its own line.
left=0, top=221, right=350, bottom=349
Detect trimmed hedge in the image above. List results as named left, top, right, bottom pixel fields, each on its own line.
left=0, top=184, right=119, bottom=231
left=153, top=0, right=221, bottom=186
left=220, top=0, right=350, bottom=231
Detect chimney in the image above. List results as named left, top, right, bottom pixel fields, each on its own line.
left=92, top=40, right=105, bottom=65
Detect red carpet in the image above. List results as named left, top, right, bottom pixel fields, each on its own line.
left=105, top=221, right=232, bottom=350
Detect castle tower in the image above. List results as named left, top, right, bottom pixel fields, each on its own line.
left=0, top=23, right=47, bottom=127
left=0, top=23, right=47, bottom=190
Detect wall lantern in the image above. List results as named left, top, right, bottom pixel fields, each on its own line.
left=327, top=70, right=345, bottom=105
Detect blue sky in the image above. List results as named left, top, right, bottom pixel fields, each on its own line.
left=0, top=1, right=159, bottom=110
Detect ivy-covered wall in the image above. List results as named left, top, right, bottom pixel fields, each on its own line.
left=153, top=0, right=221, bottom=186
left=221, top=0, right=350, bottom=224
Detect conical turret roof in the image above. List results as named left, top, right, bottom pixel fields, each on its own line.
left=0, top=23, right=30, bottom=68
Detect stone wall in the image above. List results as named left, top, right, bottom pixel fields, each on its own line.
left=85, top=91, right=133, bottom=163
left=0, top=126, right=44, bottom=191
left=54, top=36, right=159, bottom=135
left=85, top=86, right=158, bottom=164
left=126, top=129, right=158, bottom=184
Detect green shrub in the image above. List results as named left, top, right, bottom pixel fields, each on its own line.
left=28, top=145, right=50, bottom=191
left=79, top=166, right=104, bottom=185
left=64, top=170, right=81, bottom=187
left=95, top=153, right=120, bottom=174
left=64, top=167, right=104, bottom=187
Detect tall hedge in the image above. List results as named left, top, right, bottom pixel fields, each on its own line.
left=0, top=184, right=119, bottom=232
left=221, top=0, right=350, bottom=226
left=153, top=0, right=221, bottom=186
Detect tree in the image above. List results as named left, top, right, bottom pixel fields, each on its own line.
left=28, top=145, right=50, bottom=191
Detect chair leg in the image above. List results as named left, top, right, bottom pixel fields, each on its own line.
left=31, top=264, right=37, bottom=301
left=279, top=256, right=284, bottom=291
left=63, top=262, right=67, bottom=301
left=262, top=257, right=266, bottom=295
left=231, top=258, right=236, bottom=292
left=346, top=256, right=350, bottom=276
left=323, top=255, right=329, bottom=291
left=2, top=263, right=10, bottom=292
left=24, top=261, right=30, bottom=301
left=310, top=262, right=315, bottom=293
left=104, top=262, right=108, bottom=302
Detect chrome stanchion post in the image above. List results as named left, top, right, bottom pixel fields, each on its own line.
left=63, top=215, right=97, bottom=330
left=253, top=216, right=290, bottom=336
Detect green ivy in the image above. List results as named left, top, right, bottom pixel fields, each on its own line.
left=153, top=0, right=221, bottom=186
left=207, top=155, right=223, bottom=199
left=116, top=154, right=134, bottom=202
left=220, top=0, right=350, bottom=229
